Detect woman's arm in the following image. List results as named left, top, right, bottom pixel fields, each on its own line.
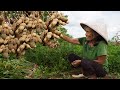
left=94, top=55, right=107, bottom=64
left=60, top=34, right=80, bottom=44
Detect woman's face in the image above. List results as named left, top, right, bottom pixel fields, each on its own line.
left=84, top=26, right=98, bottom=41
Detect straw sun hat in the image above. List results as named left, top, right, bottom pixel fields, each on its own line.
left=80, top=20, right=108, bottom=44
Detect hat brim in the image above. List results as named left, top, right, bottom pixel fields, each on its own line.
left=80, top=23, right=93, bottom=31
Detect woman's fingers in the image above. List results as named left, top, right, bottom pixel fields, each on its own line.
left=71, top=60, right=81, bottom=67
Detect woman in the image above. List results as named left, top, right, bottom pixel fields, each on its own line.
left=59, top=20, right=109, bottom=79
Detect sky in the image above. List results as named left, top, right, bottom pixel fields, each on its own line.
left=59, top=11, right=120, bottom=40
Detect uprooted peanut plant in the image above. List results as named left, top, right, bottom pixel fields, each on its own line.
left=0, top=11, right=68, bottom=58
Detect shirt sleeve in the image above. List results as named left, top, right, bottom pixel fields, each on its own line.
left=97, top=41, right=107, bottom=57
left=78, top=37, right=86, bottom=46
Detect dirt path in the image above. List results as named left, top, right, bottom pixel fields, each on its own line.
left=47, top=69, right=119, bottom=79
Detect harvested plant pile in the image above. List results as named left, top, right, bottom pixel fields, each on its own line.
left=0, top=11, right=68, bottom=58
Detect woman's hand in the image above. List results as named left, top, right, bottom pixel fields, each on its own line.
left=94, top=55, right=107, bottom=64
left=71, top=60, right=81, bottom=67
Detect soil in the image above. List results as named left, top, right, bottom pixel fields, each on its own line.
left=46, top=69, right=119, bottom=79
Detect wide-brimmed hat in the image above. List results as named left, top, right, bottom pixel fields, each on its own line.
left=80, top=20, right=108, bottom=44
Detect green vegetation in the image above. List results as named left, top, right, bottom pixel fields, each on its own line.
left=0, top=40, right=120, bottom=79
left=108, top=43, right=120, bottom=73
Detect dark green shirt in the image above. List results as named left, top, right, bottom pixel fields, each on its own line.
left=78, top=37, right=109, bottom=71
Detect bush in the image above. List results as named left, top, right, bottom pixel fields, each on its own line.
left=25, top=40, right=82, bottom=73
left=0, top=58, right=34, bottom=79
left=108, top=43, right=120, bottom=73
